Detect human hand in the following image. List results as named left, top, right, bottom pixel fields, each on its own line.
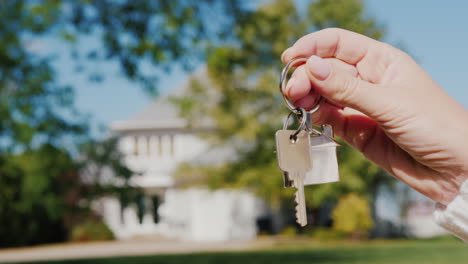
left=282, top=28, right=468, bottom=205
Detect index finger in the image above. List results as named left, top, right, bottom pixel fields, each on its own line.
left=281, top=28, right=381, bottom=66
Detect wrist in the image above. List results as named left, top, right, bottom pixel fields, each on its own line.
left=438, top=172, right=468, bottom=205
left=433, top=181, right=468, bottom=242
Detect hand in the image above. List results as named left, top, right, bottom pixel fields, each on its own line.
left=282, top=28, right=468, bottom=205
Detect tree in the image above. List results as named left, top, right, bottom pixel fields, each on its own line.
left=0, top=138, right=137, bottom=247
left=0, top=145, right=78, bottom=246
left=173, top=0, right=394, bottom=223
left=1, top=0, right=250, bottom=148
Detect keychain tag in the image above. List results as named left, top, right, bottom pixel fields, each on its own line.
left=303, top=125, right=340, bottom=185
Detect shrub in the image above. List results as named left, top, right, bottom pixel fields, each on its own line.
left=279, top=226, right=298, bottom=237
left=305, top=227, right=347, bottom=241
left=332, top=193, right=373, bottom=240
left=70, top=219, right=115, bottom=242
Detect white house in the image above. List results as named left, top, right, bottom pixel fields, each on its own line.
left=99, top=78, right=266, bottom=241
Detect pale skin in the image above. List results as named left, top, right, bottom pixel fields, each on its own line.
left=282, top=28, right=468, bottom=206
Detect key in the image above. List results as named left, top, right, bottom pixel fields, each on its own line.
left=275, top=129, right=310, bottom=226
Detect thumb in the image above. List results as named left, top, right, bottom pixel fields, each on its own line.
left=305, top=55, right=388, bottom=119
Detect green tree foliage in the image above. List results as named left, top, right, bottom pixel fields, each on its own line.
left=0, top=145, right=77, bottom=246
left=0, top=139, right=135, bottom=247
left=0, top=0, right=249, bottom=152
left=173, top=0, right=394, bottom=211
left=3, top=0, right=247, bottom=93
left=332, top=193, right=374, bottom=239
left=0, top=0, right=250, bottom=151
left=0, top=1, right=86, bottom=151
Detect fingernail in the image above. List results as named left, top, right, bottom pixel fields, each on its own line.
left=307, top=55, right=330, bottom=81
left=281, top=48, right=291, bottom=62
left=285, top=77, right=296, bottom=97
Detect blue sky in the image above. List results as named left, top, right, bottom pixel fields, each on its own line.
left=49, top=0, right=468, bottom=136
left=366, top=0, right=468, bottom=104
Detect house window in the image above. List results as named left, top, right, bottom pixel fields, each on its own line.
left=136, top=194, right=145, bottom=224
left=146, top=136, right=151, bottom=156
left=151, top=195, right=160, bottom=223
left=169, top=135, right=175, bottom=156
left=133, top=136, right=139, bottom=156
left=158, top=135, right=163, bottom=156
left=119, top=196, right=128, bottom=225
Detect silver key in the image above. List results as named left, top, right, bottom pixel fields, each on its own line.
left=275, top=129, right=310, bottom=226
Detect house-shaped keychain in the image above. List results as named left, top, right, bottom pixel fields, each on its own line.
left=303, top=124, right=341, bottom=185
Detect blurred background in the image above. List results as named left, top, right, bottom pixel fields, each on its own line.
left=0, top=0, right=467, bottom=263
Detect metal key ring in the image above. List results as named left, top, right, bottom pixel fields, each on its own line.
left=280, top=57, right=322, bottom=114
left=283, top=107, right=307, bottom=141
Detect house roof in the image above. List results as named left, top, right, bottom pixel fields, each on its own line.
left=110, top=96, right=187, bottom=132
left=110, top=68, right=207, bottom=132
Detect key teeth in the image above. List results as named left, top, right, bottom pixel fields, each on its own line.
left=295, top=207, right=301, bottom=223
left=294, top=191, right=300, bottom=221
left=294, top=189, right=306, bottom=227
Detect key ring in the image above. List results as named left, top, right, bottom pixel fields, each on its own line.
left=279, top=57, right=322, bottom=115
left=283, top=107, right=307, bottom=142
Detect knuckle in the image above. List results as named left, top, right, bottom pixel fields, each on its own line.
left=294, top=33, right=313, bottom=47
left=321, top=27, right=341, bottom=34
left=332, top=76, right=360, bottom=104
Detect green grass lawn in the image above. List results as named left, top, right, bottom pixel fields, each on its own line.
left=15, top=238, right=468, bottom=264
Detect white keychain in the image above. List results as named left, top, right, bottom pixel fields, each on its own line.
left=304, top=124, right=340, bottom=185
